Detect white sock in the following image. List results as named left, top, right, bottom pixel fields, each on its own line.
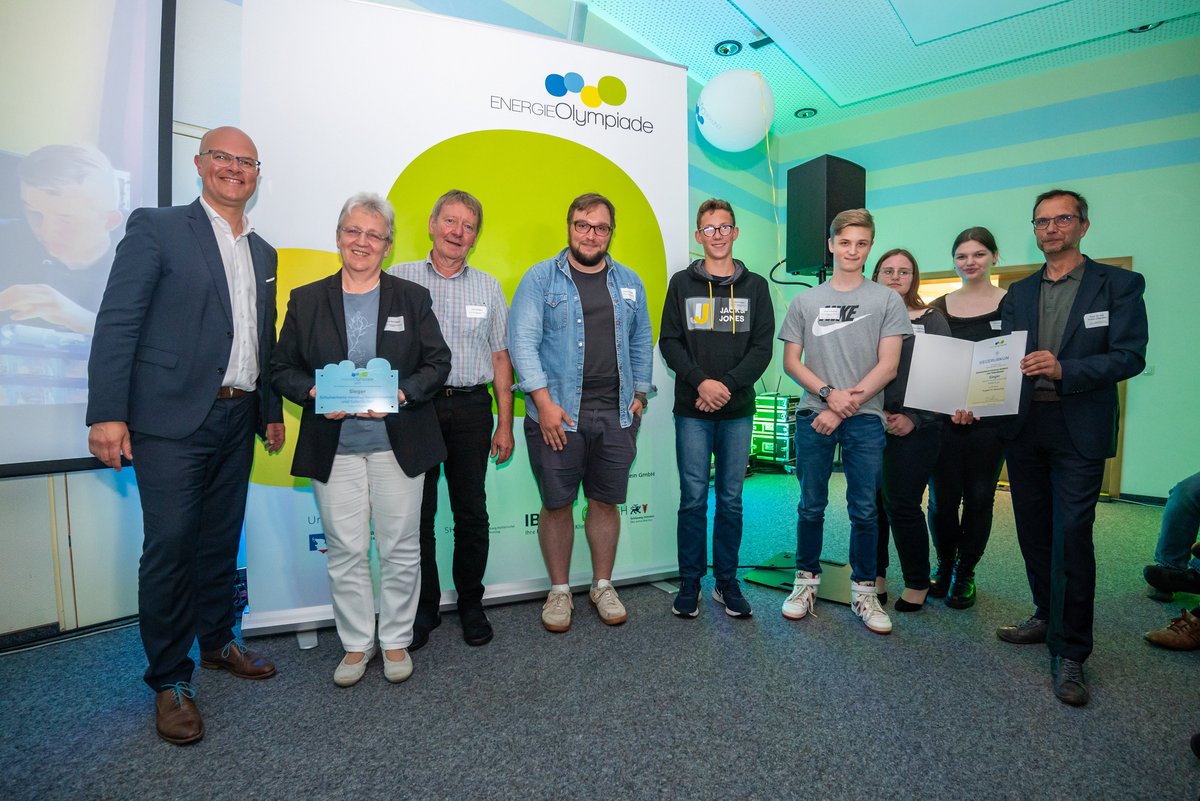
left=550, top=583, right=570, bottom=594
left=592, top=578, right=612, bottom=590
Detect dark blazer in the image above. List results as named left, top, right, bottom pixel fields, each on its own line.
left=1000, top=257, right=1148, bottom=460
left=271, top=271, right=451, bottom=483
left=86, top=199, right=282, bottom=439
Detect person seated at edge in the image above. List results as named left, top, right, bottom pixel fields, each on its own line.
left=870, top=248, right=950, bottom=612
left=271, top=192, right=450, bottom=687
left=1143, top=470, right=1200, bottom=650
left=926, top=227, right=1008, bottom=609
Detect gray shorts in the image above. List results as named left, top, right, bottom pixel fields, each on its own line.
left=524, top=407, right=640, bottom=509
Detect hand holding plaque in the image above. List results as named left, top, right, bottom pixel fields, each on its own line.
left=314, top=358, right=400, bottom=414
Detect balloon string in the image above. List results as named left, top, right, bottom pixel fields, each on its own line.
left=759, top=73, right=785, bottom=306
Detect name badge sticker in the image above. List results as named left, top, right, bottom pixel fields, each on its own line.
left=621, top=287, right=637, bottom=301
left=990, top=320, right=1002, bottom=330
left=1084, top=311, right=1110, bottom=329
left=466, top=304, right=488, bottom=319
left=384, top=316, right=405, bottom=332
left=912, top=324, right=925, bottom=334
left=818, top=306, right=841, bottom=323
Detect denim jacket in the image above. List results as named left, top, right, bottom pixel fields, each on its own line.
left=510, top=248, right=654, bottom=430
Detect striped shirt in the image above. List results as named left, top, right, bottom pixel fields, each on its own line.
left=388, top=255, right=508, bottom=387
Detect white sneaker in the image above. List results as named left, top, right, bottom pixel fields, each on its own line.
left=782, top=570, right=820, bottom=620
left=851, top=582, right=893, bottom=634
left=590, top=584, right=628, bottom=626
left=542, top=590, right=574, bottom=632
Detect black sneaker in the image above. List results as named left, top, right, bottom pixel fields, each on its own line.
left=673, top=580, right=700, bottom=618
left=1143, top=564, right=1200, bottom=594
left=460, top=606, right=494, bottom=646
left=409, top=612, right=442, bottom=652
left=713, top=579, right=753, bottom=618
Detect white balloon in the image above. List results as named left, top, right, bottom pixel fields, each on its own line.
left=695, top=69, right=776, bottom=152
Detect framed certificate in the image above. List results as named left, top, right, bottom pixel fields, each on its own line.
left=903, top=331, right=1027, bottom=417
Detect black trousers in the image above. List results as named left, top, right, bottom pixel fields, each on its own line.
left=417, top=389, right=493, bottom=622
left=928, top=420, right=1005, bottom=566
left=877, top=422, right=942, bottom=589
left=1005, top=402, right=1105, bottom=663
left=132, top=394, right=256, bottom=690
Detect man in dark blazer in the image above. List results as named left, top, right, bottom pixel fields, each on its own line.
left=87, top=127, right=285, bottom=745
left=997, top=188, right=1148, bottom=706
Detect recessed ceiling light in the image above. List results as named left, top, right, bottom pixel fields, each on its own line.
left=794, top=108, right=817, bottom=119
left=714, top=40, right=742, bottom=56
left=1128, top=21, right=1163, bottom=33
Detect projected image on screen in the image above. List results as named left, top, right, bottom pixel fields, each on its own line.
left=0, top=0, right=162, bottom=473
left=0, top=145, right=128, bottom=405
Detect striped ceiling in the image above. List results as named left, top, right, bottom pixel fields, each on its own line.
left=586, top=0, right=1200, bottom=134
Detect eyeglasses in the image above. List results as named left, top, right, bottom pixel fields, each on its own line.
left=1031, top=214, right=1080, bottom=230
left=338, top=226, right=391, bottom=244
left=878, top=268, right=912, bottom=277
left=572, top=221, right=613, bottom=237
left=199, top=150, right=261, bottom=170
left=698, top=224, right=736, bottom=238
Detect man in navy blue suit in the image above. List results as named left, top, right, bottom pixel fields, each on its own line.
left=87, top=127, right=285, bottom=744
left=996, top=189, right=1148, bottom=706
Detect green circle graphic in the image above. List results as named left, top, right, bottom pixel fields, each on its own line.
left=384, top=129, right=667, bottom=416
left=598, top=76, right=627, bottom=106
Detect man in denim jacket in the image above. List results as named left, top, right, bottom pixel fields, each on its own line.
left=509, top=193, right=654, bottom=633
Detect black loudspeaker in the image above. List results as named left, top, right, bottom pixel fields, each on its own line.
left=785, top=155, right=866, bottom=276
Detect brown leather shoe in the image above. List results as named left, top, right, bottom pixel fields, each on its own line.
left=155, top=682, right=203, bottom=745
left=200, top=640, right=277, bottom=679
left=1145, top=608, right=1200, bottom=651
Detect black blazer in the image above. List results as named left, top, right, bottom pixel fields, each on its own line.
left=87, top=199, right=281, bottom=439
left=271, top=271, right=451, bottom=482
left=1000, top=257, right=1148, bottom=460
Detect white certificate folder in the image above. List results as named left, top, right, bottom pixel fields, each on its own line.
left=903, top=331, right=1028, bottom=417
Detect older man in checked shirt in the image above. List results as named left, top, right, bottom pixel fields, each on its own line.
left=389, top=189, right=514, bottom=649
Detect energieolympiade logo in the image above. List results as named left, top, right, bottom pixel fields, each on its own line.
left=490, top=69, right=655, bottom=134
left=544, top=71, right=626, bottom=108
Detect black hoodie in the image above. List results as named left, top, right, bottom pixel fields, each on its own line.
left=658, top=258, right=775, bottom=419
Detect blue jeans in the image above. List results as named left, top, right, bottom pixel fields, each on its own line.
left=675, top=415, right=754, bottom=583
left=1153, top=470, right=1200, bottom=572
left=794, top=411, right=885, bottom=584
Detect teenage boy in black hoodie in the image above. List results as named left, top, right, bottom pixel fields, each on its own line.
left=659, top=199, right=775, bottom=618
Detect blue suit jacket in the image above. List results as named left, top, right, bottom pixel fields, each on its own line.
left=86, top=199, right=282, bottom=439
left=1000, top=257, right=1148, bottom=460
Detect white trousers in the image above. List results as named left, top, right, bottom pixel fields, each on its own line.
left=312, top=451, right=422, bottom=651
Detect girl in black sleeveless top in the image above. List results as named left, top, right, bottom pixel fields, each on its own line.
left=926, top=227, right=1007, bottom=609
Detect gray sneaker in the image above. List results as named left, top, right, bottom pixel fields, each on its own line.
left=589, top=584, right=628, bottom=625
left=542, top=590, right=573, bottom=633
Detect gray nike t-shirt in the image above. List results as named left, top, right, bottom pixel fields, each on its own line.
left=778, top=279, right=911, bottom=422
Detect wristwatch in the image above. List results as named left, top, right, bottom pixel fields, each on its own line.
left=818, top=385, right=834, bottom=403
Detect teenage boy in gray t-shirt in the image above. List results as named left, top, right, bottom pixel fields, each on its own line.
left=777, top=208, right=910, bottom=634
